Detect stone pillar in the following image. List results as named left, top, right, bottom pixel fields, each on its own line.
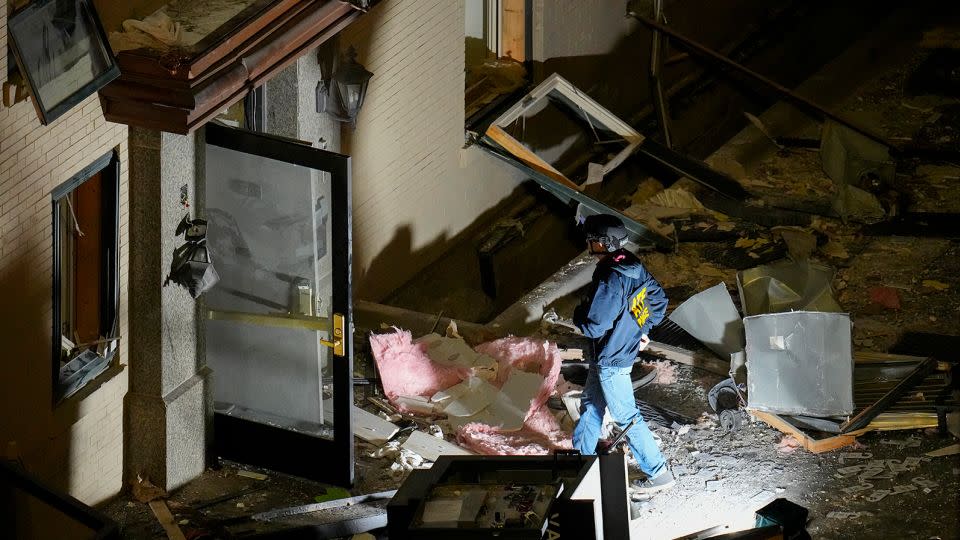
left=125, top=127, right=210, bottom=491
left=265, top=48, right=342, bottom=151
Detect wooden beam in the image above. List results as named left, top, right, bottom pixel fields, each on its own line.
left=501, top=0, right=525, bottom=61
left=486, top=125, right=582, bottom=191
left=645, top=341, right=730, bottom=377
left=751, top=411, right=868, bottom=454
left=869, top=412, right=939, bottom=431
left=148, top=500, right=187, bottom=540
left=855, top=351, right=951, bottom=372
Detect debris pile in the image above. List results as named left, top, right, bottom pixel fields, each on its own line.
left=368, top=329, right=572, bottom=458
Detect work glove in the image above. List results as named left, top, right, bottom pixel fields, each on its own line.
left=542, top=309, right=580, bottom=334
left=638, top=334, right=650, bottom=352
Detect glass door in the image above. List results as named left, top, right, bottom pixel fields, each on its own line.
left=203, top=123, right=353, bottom=486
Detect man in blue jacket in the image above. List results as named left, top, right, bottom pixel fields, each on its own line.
left=573, top=214, right=674, bottom=494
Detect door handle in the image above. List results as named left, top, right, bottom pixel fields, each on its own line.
left=207, top=310, right=346, bottom=357
left=318, top=313, right=345, bottom=357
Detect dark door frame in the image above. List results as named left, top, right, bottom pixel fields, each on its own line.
left=204, top=122, right=354, bottom=487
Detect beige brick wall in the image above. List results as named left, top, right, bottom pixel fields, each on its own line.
left=0, top=3, right=129, bottom=506
left=340, top=0, right=522, bottom=301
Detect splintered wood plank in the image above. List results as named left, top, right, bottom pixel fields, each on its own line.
left=869, top=412, right=939, bottom=431
left=501, top=0, right=526, bottom=61
left=402, top=430, right=473, bottom=462
left=148, top=500, right=187, bottom=540
left=485, top=125, right=582, bottom=192
left=751, top=410, right=870, bottom=454
left=926, top=443, right=960, bottom=457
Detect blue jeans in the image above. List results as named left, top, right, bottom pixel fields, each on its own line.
left=573, top=365, right=667, bottom=477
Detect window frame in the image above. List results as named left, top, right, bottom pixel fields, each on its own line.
left=464, top=0, right=533, bottom=127
left=51, top=150, right=121, bottom=405
left=7, top=0, right=120, bottom=125
left=485, top=73, right=646, bottom=192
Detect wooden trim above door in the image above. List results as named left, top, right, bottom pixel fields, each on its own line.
left=99, top=1, right=373, bottom=134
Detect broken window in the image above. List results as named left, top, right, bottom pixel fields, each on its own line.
left=7, top=0, right=119, bottom=125
left=486, top=73, right=645, bottom=191
left=52, top=151, right=120, bottom=403
left=465, top=0, right=529, bottom=121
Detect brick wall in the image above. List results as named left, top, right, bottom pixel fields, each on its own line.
left=0, top=3, right=129, bottom=505
left=339, top=0, right=522, bottom=301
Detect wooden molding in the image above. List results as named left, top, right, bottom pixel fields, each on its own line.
left=99, top=0, right=366, bottom=134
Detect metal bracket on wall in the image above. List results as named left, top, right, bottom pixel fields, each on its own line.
left=627, top=12, right=894, bottom=151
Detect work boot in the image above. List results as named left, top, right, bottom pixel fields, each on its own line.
left=630, top=469, right=675, bottom=495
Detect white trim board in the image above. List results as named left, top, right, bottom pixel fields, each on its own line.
left=323, top=401, right=399, bottom=445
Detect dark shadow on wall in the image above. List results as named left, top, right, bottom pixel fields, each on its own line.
left=374, top=180, right=585, bottom=323
left=355, top=224, right=449, bottom=304
left=0, top=252, right=79, bottom=493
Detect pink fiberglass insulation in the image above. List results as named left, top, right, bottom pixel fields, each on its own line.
left=458, top=338, right=573, bottom=455
left=457, top=406, right=573, bottom=455
left=474, top=337, right=561, bottom=411
left=368, top=330, right=469, bottom=411
left=369, top=331, right=573, bottom=455
left=644, top=359, right=678, bottom=384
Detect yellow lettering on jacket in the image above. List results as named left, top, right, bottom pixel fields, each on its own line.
left=630, top=287, right=649, bottom=328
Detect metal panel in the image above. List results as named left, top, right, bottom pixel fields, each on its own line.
left=737, top=260, right=841, bottom=317
left=668, top=282, right=745, bottom=360
left=745, top=311, right=854, bottom=417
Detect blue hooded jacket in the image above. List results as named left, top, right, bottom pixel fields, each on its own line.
left=574, top=249, right=668, bottom=368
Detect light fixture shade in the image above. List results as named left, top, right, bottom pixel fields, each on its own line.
left=333, top=46, right=373, bottom=120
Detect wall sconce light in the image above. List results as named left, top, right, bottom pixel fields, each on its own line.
left=317, top=43, right=373, bottom=127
